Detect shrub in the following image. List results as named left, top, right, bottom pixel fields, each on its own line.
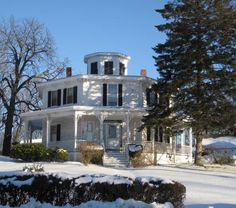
left=0, top=174, right=186, bottom=207
left=205, top=148, right=235, bottom=165
left=10, top=144, right=68, bottom=162
left=10, top=143, right=48, bottom=162
left=47, top=147, right=68, bottom=162
left=23, top=163, right=44, bottom=173
left=78, top=141, right=104, bottom=165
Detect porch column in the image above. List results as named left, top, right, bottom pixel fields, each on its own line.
left=74, top=112, right=78, bottom=149
left=23, top=120, right=29, bottom=144
left=46, top=117, right=51, bottom=148
left=189, top=128, right=193, bottom=162
left=125, top=111, right=131, bottom=144
left=98, top=113, right=105, bottom=147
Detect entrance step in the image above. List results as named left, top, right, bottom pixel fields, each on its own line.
left=103, top=151, right=129, bottom=167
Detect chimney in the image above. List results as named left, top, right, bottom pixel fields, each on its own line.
left=140, top=69, right=147, bottom=77
left=66, top=67, right=72, bottom=77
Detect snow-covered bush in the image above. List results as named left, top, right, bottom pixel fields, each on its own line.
left=78, top=141, right=104, bottom=165
left=0, top=174, right=186, bottom=207
left=23, top=163, right=44, bottom=173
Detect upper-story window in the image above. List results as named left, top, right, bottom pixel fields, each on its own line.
left=146, top=88, right=157, bottom=107
left=103, top=83, right=122, bottom=106
left=104, top=61, right=113, bottom=75
left=119, top=63, right=125, bottom=75
left=91, top=62, right=98, bottom=74
left=48, top=89, right=61, bottom=107
left=63, top=86, right=77, bottom=104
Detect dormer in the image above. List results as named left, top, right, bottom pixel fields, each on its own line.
left=84, top=52, right=131, bottom=76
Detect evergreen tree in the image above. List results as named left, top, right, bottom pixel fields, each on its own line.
left=144, top=0, right=236, bottom=165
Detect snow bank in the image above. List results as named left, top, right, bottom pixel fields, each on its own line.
left=203, top=136, right=236, bottom=149
left=136, top=176, right=174, bottom=185
left=0, top=198, right=173, bottom=208
left=0, top=176, right=34, bottom=187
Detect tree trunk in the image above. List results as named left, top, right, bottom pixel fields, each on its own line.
left=194, top=129, right=203, bottom=166
left=2, top=100, right=15, bottom=156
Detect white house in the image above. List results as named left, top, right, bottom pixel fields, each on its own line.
left=21, top=52, right=193, bottom=165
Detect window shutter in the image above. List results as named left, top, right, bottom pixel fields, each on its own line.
left=103, top=84, right=107, bottom=106
left=48, top=91, right=51, bottom=107
left=73, top=86, right=77, bottom=103
left=146, top=89, right=150, bottom=106
left=118, top=84, right=122, bottom=106
left=57, top=89, right=61, bottom=106
left=56, top=124, right=61, bottom=141
left=147, top=127, right=151, bottom=141
left=155, top=126, right=159, bottom=142
left=63, top=88, right=67, bottom=104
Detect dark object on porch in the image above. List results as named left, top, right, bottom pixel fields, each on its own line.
left=78, top=141, right=104, bottom=165
left=128, top=143, right=143, bottom=158
left=0, top=174, right=186, bottom=207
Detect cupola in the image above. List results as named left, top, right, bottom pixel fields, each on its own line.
left=84, top=52, right=131, bottom=76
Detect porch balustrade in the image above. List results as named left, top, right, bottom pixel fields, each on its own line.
left=141, top=141, right=191, bottom=155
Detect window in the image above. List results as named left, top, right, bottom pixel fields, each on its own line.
left=103, top=84, right=122, bottom=106
left=146, top=88, right=157, bottom=107
left=119, top=63, right=125, bottom=75
left=63, top=86, right=77, bottom=104
left=91, top=62, right=98, bottom=74
left=104, top=61, right=113, bottom=75
left=50, top=124, right=61, bottom=141
left=176, top=133, right=181, bottom=145
left=48, top=89, right=61, bottom=107
left=108, top=84, right=118, bottom=106
left=184, top=128, right=190, bottom=145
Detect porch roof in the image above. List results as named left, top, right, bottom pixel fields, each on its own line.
left=21, top=105, right=147, bottom=120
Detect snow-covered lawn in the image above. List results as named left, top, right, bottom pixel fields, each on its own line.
left=0, top=156, right=236, bottom=208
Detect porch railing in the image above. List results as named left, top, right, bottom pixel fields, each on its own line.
left=141, top=141, right=191, bottom=155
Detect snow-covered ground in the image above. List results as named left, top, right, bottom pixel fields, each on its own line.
left=0, top=156, right=236, bottom=208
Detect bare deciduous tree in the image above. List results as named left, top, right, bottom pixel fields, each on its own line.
left=0, top=17, right=66, bottom=155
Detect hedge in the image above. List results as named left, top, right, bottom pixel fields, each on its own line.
left=10, top=143, right=68, bottom=162
left=0, top=174, right=186, bottom=207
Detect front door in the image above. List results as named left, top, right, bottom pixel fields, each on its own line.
left=104, top=121, right=122, bottom=150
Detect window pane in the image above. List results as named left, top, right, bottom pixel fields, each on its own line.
left=67, top=88, right=73, bottom=104
left=104, top=61, right=113, bottom=75
left=109, top=125, right=117, bottom=138
left=91, top=62, right=98, bottom=74
left=108, top=84, right=117, bottom=106
left=51, top=91, right=57, bottom=106
left=119, top=63, right=125, bottom=75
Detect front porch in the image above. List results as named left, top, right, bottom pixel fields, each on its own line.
left=22, top=107, right=193, bottom=165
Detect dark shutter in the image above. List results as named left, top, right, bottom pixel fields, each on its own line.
left=146, top=89, right=150, bottom=106
left=118, top=84, right=122, bottom=106
left=103, top=84, right=107, bottom=106
left=48, top=91, right=51, bottom=107
left=159, top=127, right=163, bottom=143
left=147, top=127, right=151, bottom=141
left=73, top=86, right=77, bottom=103
left=155, top=126, right=159, bottom=142
left=57, top=89, right=61, bottom=106
left=56, top=124, right=61, bottom=141
left=63, top=88, right=67, bottom=104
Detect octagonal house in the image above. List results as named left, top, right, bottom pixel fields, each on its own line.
left=21, top=52, right=193, bottom=166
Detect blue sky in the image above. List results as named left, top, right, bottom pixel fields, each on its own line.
left=0, top=0, right=168, bottom=79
